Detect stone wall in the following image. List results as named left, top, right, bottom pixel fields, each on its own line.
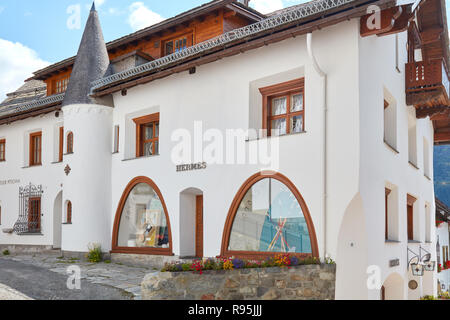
left=142, top=264, right=336, bottom=300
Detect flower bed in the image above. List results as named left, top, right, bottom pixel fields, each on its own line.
left=161, top=254, right=321, bottom=274
left=438, top=261, right=450, bottom=273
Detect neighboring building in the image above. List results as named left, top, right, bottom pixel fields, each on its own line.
left=0, top=0, right=449, bottom=300
left=436, top=198, right=450, bottom=293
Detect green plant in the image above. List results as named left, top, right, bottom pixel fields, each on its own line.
left=420, top=295, right=436, bottom=300
left=324, top=257, right=336, bottom=265
left=2, top=249, right=10, bottom=256
left=104, top=260, right=111, bottom=264
left=86, top=243, right=102, bottom=263
left=439, top=291, right=450, bottom=300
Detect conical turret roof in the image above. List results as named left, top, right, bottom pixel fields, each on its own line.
left=62, top=3, right=110, bottom=106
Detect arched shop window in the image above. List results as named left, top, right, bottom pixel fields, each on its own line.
left=112, top=177, right=172, bottom=255
left=221, top=172, right=318, bottom=259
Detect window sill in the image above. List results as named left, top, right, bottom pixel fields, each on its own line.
left=22, top=164, right=42, bottom=169
left=424, top=174, right=431, bottom=181
left=122, top=154, right=160, bottom=162
left=51, top=161, right=63, bottom=164
left=408, top=161, right=419, bottom=170
left=408, top=240, right=421, bottom=244
left=63, top=153, right=74, bottom=156
left=18, top=233, right=43, bottom=236
left=62, top=223, right=72, bottom=225
left=246, top=131, right=307, bottom=142
left=385, top=240, right=401, bottom=244
left=384, top=141, right=399, bottom=154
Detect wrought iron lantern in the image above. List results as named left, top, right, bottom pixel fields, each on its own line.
left=423, top=261, right=435, bottom=271
left=411, top=263, right=424, bottom=276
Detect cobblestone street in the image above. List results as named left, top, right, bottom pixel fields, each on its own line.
left=0, top=253, right=157, bottom=300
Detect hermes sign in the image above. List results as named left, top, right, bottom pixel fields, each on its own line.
left=176, top=162, right=207, bottom=172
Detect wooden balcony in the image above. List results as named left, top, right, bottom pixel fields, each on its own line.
left=405, top=59, right=450, bottom=109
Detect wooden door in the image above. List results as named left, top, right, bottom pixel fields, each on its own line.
left=195, top=195, right=203, bottom=258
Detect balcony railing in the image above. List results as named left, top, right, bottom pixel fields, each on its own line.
left=405, top=59, right=450, bottom=106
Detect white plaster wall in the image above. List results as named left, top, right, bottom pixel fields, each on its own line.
left=60, top=104, right=112, bottom=253
left=110, top=20, right=361, bottom=261
left=357, top=29, right=436, bottom=300
left=437, top=222, right=450, bottom=291
left=0, top=113, right=64, bottom=247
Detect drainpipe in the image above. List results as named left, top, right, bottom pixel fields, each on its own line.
left=307, top=32, right=329, bottom=261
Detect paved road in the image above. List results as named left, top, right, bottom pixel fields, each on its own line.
left=0, top=258, right=132, bottom=300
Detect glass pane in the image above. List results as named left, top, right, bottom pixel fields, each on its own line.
left=291, top=94, right=303, bottom=112
left=271, top=118, right=286, bottom=136
left=154, top=141, right=159, bottom=155
left=271, top=97, right=287, bottom=116
left=117, top=183, right=169, bottom=248
left=155, top=123, right=159, bottom=138
left=291, top=115, right=303, bottom=133
left=165, top=41, right=173, bottom=55
left=144, top=123, right=154, bottom=140
left=143, top=142, right=154, bottom=156
left=228, top=178, right=312, bottom=254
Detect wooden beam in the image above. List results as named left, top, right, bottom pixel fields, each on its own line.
left=416, top=106, right=450, bottom=119
left=435, top=131, right=450, bottom=143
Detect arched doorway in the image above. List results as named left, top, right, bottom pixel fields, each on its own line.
left=221, top=171, right=319, bottom=259
left=336, top=194, right=368, bottom=300
left=53, top=191, right=62, bottom=249
left=382, top=272, right=405, bottom=300
left=179, top=188, right=204, bottom=258
left=111, top=176, right=173, bottom=255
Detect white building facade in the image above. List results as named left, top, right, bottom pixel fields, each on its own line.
left=1, top=0, right=449, bottom=300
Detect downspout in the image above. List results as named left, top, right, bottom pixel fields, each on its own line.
left=307, top=32, right=329, bottom=260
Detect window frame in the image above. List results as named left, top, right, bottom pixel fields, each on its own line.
left=259, top=78, right=305, bottom=137
left=385, top=188, right=391, bottom=240
left=133, top=113, right=160, bottom=158
left=66, top=201, right=72, bottom=224
left=162, top=32, right=193, bottom=56
left=54, top=77, right=69, bottom=94
left=111, top=176, right=173, bottom=256
left=220, top=171, right=319, bottom=259
left=59, top=127, right=64, bottom=162
left=406, top=194, right=416, bottom=241
left=66, top=132, right=74, bottom=154
left=0, top=139, right=5, bottom=162
left=29, top=131, right=42, bottom=166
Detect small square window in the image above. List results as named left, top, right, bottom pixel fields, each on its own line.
left=259, top=79, right=305, bottom=137
left=133, top=113, right=160, bottom=157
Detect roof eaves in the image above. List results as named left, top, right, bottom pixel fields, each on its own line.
left=32, top=0, right=237, bottom=80
left=90, top=0, right=369, bottom=93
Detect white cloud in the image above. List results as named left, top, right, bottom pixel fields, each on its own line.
left=0, top=7, right=4, bottom=14
left=95, top=0, right=106, bottom=8
left=251, top=0, right=284, bottom=14
left=0, top=39, right=49, bottom=101
left=128, top=2, right=164, bottom=31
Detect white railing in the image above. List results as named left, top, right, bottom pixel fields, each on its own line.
left=91, top=0, right=356, bottom=91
